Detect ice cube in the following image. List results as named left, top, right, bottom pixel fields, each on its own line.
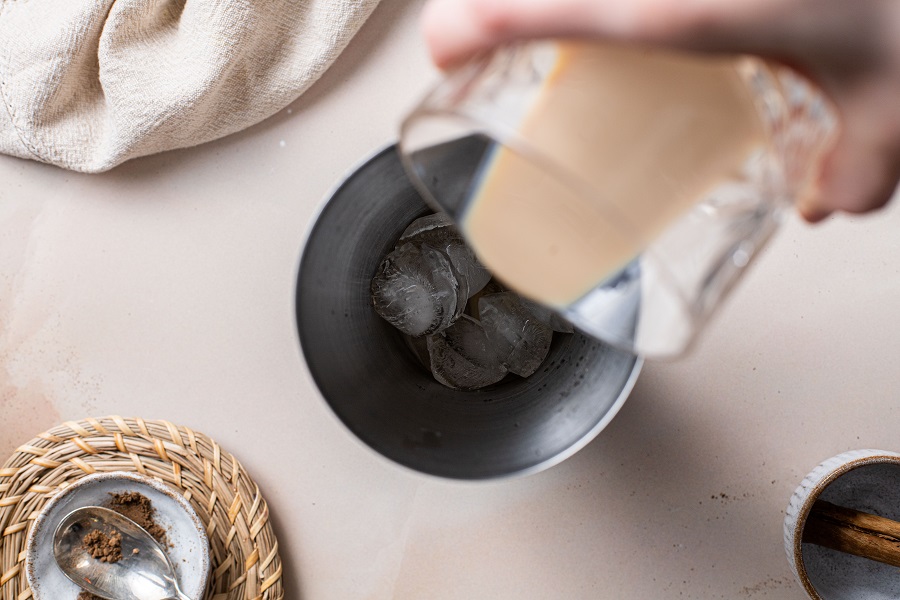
left=403, top=333, right=431, bottom=369
left=400, top=213, right=491, bottom=300
left=399, top=212, right=454, bottom=239
left=479, top=292, right=553, bottom=378
left=427, top=315, right=508, bottom=390
left=371, top=242, right=460, bottom=337
left=466, top=279, right=506, bottom=315
left=518, top=297, right=575, bottom=333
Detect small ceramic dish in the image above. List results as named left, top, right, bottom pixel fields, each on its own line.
left=784, top=449, right=900, bottom=599
left=25, top=471, right=210, bottom=600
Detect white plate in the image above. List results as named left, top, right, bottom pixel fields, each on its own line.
left=25, top=471, right=210, bottom=600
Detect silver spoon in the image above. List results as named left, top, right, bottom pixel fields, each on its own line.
left=53, top=506, right=190, bottom=600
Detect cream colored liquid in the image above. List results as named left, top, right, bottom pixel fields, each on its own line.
left=461, top=43, right=767, bottom=307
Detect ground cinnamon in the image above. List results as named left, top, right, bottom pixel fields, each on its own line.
left=108, top=491, right=168, bottom=547
left=81, top=529, right=122, bottom=563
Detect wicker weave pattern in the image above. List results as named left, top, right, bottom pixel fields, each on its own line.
left=0, top=416, right=284, bottom=600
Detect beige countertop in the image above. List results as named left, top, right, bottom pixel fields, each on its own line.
left=2, top=1, right=899, bottom=597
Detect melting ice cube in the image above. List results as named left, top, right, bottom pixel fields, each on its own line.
left=427, top=315, right=508, bottom=390
left=400, top=213, right=491, bottom=301
left=518, top=298, right=575, bottom=334
left=479, top=292, right=553, bottom=378
left=371, top=242, right=460, bottom=337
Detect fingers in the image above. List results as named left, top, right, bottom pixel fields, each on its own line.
left=422, top=0, right=591, bottom=69
left=799, top=82, right=900, bottom=223
left=421, top=0, right=714, bottom=69
left=420, top=0, right=798, bottom=69
left=796, top=200, right=833, bottom=224
left=802, top=133, right=900, bottom=223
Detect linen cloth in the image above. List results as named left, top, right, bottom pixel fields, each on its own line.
left=0, top=0, right=381, bottom=172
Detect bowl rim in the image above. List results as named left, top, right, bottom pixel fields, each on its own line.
left=294, top=141, right=644, bottom=481
left=24, top=470, right=210, bottom=599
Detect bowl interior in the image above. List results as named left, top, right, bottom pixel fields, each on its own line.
left=296, top=145, right=641, bottom=479
left=26, top=472, right=209, bottom=600
left=802, top=461, right=900, bottom=599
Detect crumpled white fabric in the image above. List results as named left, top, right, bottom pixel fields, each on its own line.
left=0, top=0, right=380, bottom=172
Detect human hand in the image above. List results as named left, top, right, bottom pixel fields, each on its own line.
left=421, top=0, right=900, bottom=222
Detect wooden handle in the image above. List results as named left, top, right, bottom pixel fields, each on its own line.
left=803, top=499, right=900, bottom=568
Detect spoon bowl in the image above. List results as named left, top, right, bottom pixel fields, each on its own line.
left=54, top=506, right=188, bottom=600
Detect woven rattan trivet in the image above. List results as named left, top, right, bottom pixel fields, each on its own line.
left=0, top=416, right=284, bottom=600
